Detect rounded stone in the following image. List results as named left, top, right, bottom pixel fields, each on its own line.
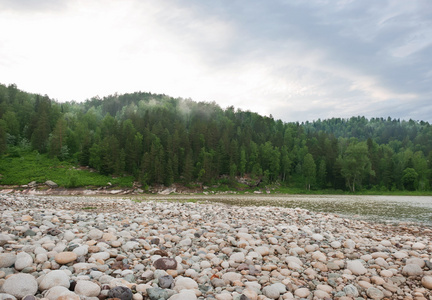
left=158, top=275, right=174, bottom=288
left=55, top=251, right=78, bottom=264
left=402, top=264, right=423, bottom=276
left=294, top=288, right=310, bottom=298
left=0, top=253, right=16, bottom=268
left=14, top=252, right=33, bottom=271
left=107, top=286, right=133, bottom=300
left=153, top=257, right=178, bottom=270
left=263, top=285, right=281, bottom=299
left=39, top=270, right=70, bottom=291
left=74, top=280, right=101, bottom=297
left=174, top=276, right=198, bottom=291
left=44, top=286, right=72, bottom=300
left=367, top=287, right=385, bottom=299
left=347, top=260, right=367, bottom=275
left=88, top=228, right=103, bottom=240
left=422, top=276, right=432, bottom=289
left=2, top=273, right=38, bottom=298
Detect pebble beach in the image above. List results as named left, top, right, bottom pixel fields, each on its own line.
left=0, top=194, right=432, bottom=300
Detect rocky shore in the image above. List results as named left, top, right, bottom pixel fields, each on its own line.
left=0, top=194, right=431, bottom=300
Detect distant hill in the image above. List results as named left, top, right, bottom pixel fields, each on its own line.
left=0, top=83, right=431, bottom=192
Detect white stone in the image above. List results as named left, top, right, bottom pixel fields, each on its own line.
left=88, top=228, right=103, bottom=240
left=39, top=270, right=70, bottom=291
left=14, top=251, right=33, bottom=270
left=222, top=272, right=242, bottom=283
left=174, top=276, right=198, bottom=291
left=255, top=246, right=270, bottom=256
left=168, top=290, right=197, bottom=300
left=412, top=242, right=426, bottom=250
left=44, top=286, right=74, bottom=300
left=74, top=280, right=101, bottom=297
left=230, top=252, right=245, bottom=263
left=312, top=233, right=324, bottom=241
left=73, top=245, right=89, bottom=256
left=294, top=288, right=310, bottom=298
left=347, top=260, right=367, bottom=275
left=2, top=273, right=38, bottom=298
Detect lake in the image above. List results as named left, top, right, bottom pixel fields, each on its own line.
left=145, top=194, right=432, bottom=225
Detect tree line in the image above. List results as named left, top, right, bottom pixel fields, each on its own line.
left=1, top=83, right=431, bottom=191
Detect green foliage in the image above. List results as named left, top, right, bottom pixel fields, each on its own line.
left=0, top=151, right=133, bottom=187
left=1, top=82, right=432, bottom=193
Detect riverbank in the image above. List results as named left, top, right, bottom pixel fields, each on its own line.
left=1, top=193, right=432, bottom=299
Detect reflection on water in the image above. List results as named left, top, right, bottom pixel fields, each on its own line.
left=148, top=194, right=432, bottom=225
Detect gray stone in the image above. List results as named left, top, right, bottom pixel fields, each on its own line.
left=2, top=273, right=38, bottom=298
left=0, top=254, right=16, bottom=268
left=367, top=287, right=385, bottom=299
left=343, top=284, right=359, bottom=297
left=146, top=287, right=175, bottom=300
left=45, top=180, right=58, bottom=188
left=402, top=264, right=423, bottom=276
left=263, top=284, right=281, bottom=299
left=158, top=275, right=174, bottom=288
left=0, top=294, right=17, bottom=300
left=107, top=286, right=133, bottom=300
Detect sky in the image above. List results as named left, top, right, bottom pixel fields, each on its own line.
left=0, top=0, right=431, bottom=123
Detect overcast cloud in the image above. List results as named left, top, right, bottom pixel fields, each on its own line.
left=0, top=0, right=431, bottom=122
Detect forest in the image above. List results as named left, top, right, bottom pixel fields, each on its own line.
left=0, top=83, right=431, bottom=192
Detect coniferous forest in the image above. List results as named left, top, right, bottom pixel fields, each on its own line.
left=1, top=83, right=432, bottom=192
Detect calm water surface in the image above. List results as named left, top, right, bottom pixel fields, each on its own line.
left=148, top=194, right=432, bottom=225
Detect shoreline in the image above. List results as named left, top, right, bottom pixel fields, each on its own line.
left=1, top=193, right=432, bottom=299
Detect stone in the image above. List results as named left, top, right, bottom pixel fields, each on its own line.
left=421, top=276, right=432, bottom=289
left=367, top=287, right=385, bottom=299
left=230, top=252, right=245, bottom=263
left=347, top=260, right=367, bottom=275
left=294, top=288, right=310, bottom=298
left=107, top=286, right=133, bottom=300
left=2, top=273, right=38, bottom=298
left=402, top=264, right=423, bottom=276
left=55, top=251, right=78, bottom=264
left=147, top=287, right=175, bottom=300
left=72, top=245, right=89, bottom=256
left=263, top=284, right=284, bottom=299
left=255, top=246, right=270, bottom=256
left=174, top=276, right=198, bottom=291
left=14, top=252, right=33, bottom=271
left=343, top=284, right=359, bottom=297
left=39, top=270, right=70, bottom=291
left=159, top=275, right=174, bottom=288
left=312, top=233, right=324, bottom=241
left=0, top=253, right=16, bottom=268
left=222, top=272, right=242, bottom=283
left=154, top=257, right=178, bottom=270
left=44, top=286, right=71, bottom=300
left=167, top=290, right=197, bottom=300
left=412, top=242, right=426, bottom=250
left=74, top=280, right=101, bottom=297
left=88, top=228, right=103, bottom=240
left=45, top=180, right=58, bottom=188
left=314, top=290, right=331, bottom=299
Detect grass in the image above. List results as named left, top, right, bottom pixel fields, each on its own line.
left=0, top=151, right=134, bottom=188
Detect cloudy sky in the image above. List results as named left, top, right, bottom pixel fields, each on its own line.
left=0, top=0, right=431, bottom=122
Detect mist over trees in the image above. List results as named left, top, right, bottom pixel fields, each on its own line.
left=1, top=83, right=432, bottom=191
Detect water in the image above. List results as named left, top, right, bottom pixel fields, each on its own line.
left=146, top=194, right=432, bottom=225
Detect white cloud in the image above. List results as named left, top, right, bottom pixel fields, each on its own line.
left=0, top=0, right=431, bottom=122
